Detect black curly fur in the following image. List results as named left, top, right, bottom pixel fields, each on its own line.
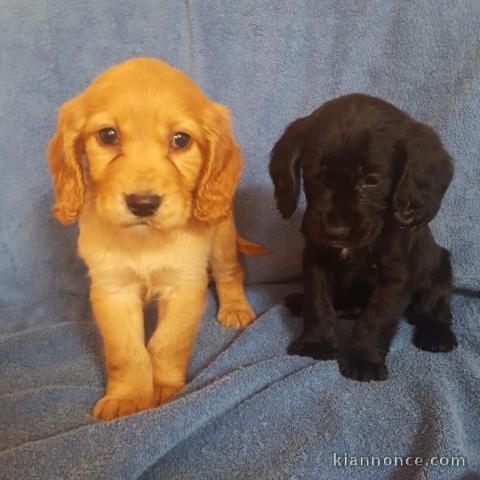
left=270, top=94, right=457, bottom=382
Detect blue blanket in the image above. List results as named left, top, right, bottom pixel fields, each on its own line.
left=1, top=1, right=479, bottom=478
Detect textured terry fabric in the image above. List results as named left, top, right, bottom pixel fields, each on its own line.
left=1, top=288, right=479, bottom=479
left=1, top=1, right=480, bottom=479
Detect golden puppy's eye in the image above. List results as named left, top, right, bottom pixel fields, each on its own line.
left=98, top=128, right=119, bottom=145
left=171, top=132, right=191, bottom=149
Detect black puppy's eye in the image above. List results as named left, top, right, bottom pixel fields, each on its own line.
left=171, top=132, right=191, bottom=149
left=363, top=174, right=381, bottom=187
left=98, top=128, right=119, bottom=145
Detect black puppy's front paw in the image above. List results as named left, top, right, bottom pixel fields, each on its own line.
left=288, top=337, right=337, bottom=360
left=413, top=322, right=458, bottom=352
left=339, top=358, right=388, bottom=382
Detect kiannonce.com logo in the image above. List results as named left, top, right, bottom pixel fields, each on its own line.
left=333, top=453, right=466, bottom=468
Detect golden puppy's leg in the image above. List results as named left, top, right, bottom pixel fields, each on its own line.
left=211, top=216, right=256, bottom=328
left=91, top=286, right=155, bottom=421
left=147, top=284, right=206, bottom=405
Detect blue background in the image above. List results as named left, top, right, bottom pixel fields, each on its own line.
left=1, top=1, right=479, bottom=478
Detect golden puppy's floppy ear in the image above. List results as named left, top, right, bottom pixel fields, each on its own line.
left=46, top=95, right=85, bottom=224
left=193, top=104, right=242, bottom=225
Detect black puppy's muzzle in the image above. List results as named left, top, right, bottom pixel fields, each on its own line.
left=305, top=206, right=383, bottom=250
left=303, top=209, right=352, bottom=247
left=323, top=223, right=350, bottom=240
left=317, top=211, right=351, bottom=242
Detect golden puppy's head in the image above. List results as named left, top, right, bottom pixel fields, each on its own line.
left=47, top=57, right=242, bottom=229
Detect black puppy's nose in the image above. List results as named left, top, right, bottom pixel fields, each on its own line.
left=125, top=193, right=161, bottom=217
left=324, top=223, right=350, bottom=239
left=323, top=212, right=350, bottom=239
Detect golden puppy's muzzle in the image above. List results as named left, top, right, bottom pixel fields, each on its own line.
left=125, top=193, right=162, bottom=217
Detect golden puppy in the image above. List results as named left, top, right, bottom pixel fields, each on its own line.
left=47, top=57, right=265, bottom=421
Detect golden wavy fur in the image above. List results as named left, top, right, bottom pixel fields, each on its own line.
left=47, top=57, right=265, bottom=420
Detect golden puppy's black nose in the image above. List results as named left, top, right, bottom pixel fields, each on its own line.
left=125, top=193, right=161, bottom=217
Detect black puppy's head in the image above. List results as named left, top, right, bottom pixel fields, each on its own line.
left=269, top=94, right=453, bottom=250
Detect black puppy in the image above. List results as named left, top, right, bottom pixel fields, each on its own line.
left=270, top=93, right=457, bottom=381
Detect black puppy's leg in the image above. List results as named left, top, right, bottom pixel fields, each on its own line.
left=339, top=283, right=411, bottom=382
left=408, top=249, right=457, bottom=352
left=288, top=250, right=338, bottom=360
left=285, top=293, right=304, bottom=317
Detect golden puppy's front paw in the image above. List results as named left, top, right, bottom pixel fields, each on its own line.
left=217, top=302, right=256, bottom=329
left=93, top=392, right=156, bottom=421
left=154, top=382, right=185, bottom=405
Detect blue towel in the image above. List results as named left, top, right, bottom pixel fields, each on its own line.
left=1, top=288, right=479, bottom=479
left=1, top=1, right=479, bottom=478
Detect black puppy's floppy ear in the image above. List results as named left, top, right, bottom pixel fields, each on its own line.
left=394, top=122, right=453, bottom=229
left=269, top=117, right=310, bottom=219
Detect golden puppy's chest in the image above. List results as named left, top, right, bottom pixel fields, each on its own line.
left=78, top=219, right=214, bottom=295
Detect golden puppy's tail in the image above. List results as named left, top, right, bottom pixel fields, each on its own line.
left=237, top=236, right=269, bottom=256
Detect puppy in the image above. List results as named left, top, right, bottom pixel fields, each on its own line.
left=47, top=57, right=265, bottom=420
left=270, top=93, right=457, bottom=381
